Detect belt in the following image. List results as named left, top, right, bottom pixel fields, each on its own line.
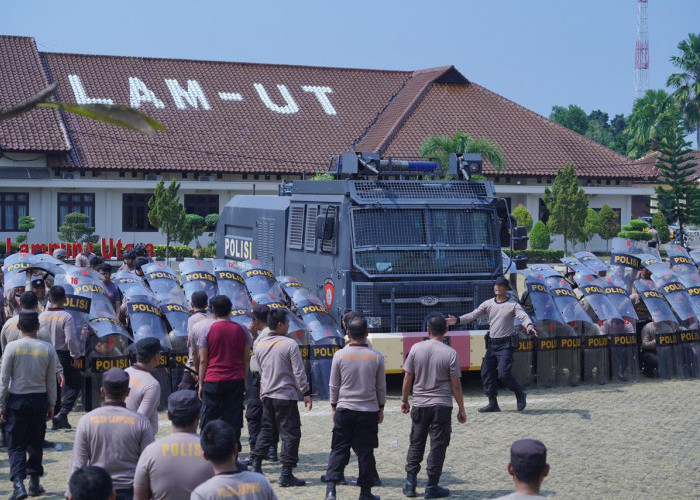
left=489, top=336, right=513, bottom=345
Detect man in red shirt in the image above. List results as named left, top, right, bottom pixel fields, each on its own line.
left=197, top=295, right=250, bottom=457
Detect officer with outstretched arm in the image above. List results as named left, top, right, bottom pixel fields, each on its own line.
left=447, top=276, right=537, bottom=413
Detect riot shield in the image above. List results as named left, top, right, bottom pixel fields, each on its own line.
left=664, top=244, right=698, bottom=276
left=278, top=276, right=318, bottom=305
left=651, top=270, right=699, bottom=327
left=637, top=253, right=668, bottom=275
left=650, top=323, right=681, bottom=379
left=142, top=262, right=182, bottom=297
left=66, top=267, right=105, bottom=282
left=240, top=262, right=286, bottom=305
left=678, top=274, right=700, bottom=320
left=55, top=274, right=117, bottom=319
left=690, top=248, right=700, bottom=266
left=528, top=265, right=562, bottom=279
left=676, top=328, right=700, bottom=378
left=544, top=277, right=593, bottom=325
left=573, top=272, right=624, bottom=322
left=84, top=327, right=131, bottom=411
left=59, top=285, right=91, bottom=353
left=512, top=329, right=536, bottom=389
left=113, top=272, right=153, bottom=299
left=2, top=252, right=32, bottom=279
left=608, top=238, right=643, bottom=291
left=212, top=260, right=252, bottom=309
left=574, top=252, right=608, bottom=275
left=580, top=322, right=609, bottom=385
left=553, top=322, right=580, bottom=387
left=158, top=296, right=190, bottom=392
left=600, top=277, right=639, bottom=322
left=602, top=317, right=639, bottom=382
left=179, top=260, right=218, bottom=302
left=633, top=280, right=679, bottom=326
left=27, top=254, right=67, bottom=278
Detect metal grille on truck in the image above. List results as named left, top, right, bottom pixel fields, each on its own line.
left=351, top=181, right=489, bottom=201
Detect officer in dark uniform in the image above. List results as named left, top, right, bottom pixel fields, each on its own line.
left=0, top=311, right=57, bottom=499
left=447, top=276, right=536, bottom=412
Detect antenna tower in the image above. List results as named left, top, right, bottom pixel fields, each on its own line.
left=634, top=0, right=649, bottom=101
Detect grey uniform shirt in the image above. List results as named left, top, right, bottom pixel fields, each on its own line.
left=187, top=312, right=209, bottom=365
left=403, top=339, right=460, bottom=407
left=255, top=334, right=309, bottom=400
left=39, top=308, right=80, bottom=357
left=125, top=366, right=161, bottom=436
left=0, top=337, right=57, bottom=411
left=75, top=252, right=95, bottom=268
left=250, top=327, right=271, bottom=373
left=190, top=470, right=277, bottom=500
left=1, top=315, right=52, bottom=351
left=329, top=344, right=386, bottom=412
left=459, top=298, right=533, bottom=338
left=134, top=431, right=214, bottom=500
left=69, top=403, right=154, bottom=492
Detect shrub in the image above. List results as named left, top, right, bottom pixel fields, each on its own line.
left=194, top=245, right=217, bottom=258
left=152, top=245, right=194, bottom=258
left=618, top=231, right=653, bottom=241
left=530, top=221, right=551, bottom=250
left=509, top=249, right=564, bottom=263
left=512, top=204, right=533, bottom=230
left=652, top=212, right=671, bottom=243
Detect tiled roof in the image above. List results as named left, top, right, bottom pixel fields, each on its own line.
left=632, top=150, right=700, bottom=181
left=383, top=82, right=641, bottom=179
left=0, top=36, right=70, bottom=152
left=1, top=35, right=650, bottom=179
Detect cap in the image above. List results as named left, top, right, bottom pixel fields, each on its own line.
left=53, top=249, right=67, bottom=258
left=130, top=337, right=161, bottom=359
left=167, top=390, right=200, bottom=417
left=246, top=303, right=270, bottom=321
left=31, top=277, right=45, bottom=287
left=102, top=368, right=130, bottom=393
left=510, top=439, right=547, bottom=477
left=494, top=276, right=511, bottom=289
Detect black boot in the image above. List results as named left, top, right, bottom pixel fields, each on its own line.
left=10, top=477, right=28, bottom=500
left=325, top=482, right=337, bottom=500
left=266, top=444, right=278, bottom=462
left=251, top=458, right=263, bottom=474
left=235, top=458, right=249, bottom=471
left=27, top=475, right=45, bottom=497
left=359, top=485, right=380, bottom=500
left=403, top=472, right=417, bottom=497
left=321, top=473, right=347, bottom=485
left=424, top=476, right=449, bottom=499
left=516, top=391, right=527, bottom=411
left=52, top=412, right=72, bottom=430
left=278, top=465, right=305, bottom=487
left=478, top=397, right=500, bottom=413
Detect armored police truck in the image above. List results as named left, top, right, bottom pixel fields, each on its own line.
left=217, top=152, right=526, bottom=368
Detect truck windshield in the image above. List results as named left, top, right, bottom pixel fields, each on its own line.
left=352, top=208, right=500, bottom=276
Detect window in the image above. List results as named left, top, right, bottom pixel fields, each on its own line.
left=123, top=193, right=156, bottom=232
left=184, top=194, right=219, bottom=217
left=58, top=193, right=95, bottom=228
left=0, top=192, right=29, bottom=231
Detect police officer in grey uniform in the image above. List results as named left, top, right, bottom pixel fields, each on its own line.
left=447, top=276, right=537, bottom=412
left=0, top=311, right=57, bottom=499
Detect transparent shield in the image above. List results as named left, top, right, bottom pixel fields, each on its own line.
left=142, top=263, right=182, bottom=297
left=126, top=294, right=171, bottom=349
left=574, top=251, right=607, bottom=274
left=573, top=272, right=623, bottom=321
left=179, top=260, right=218, bottom=301
left=243, top=268, right=286, bottom=305
left=633, top=279, right=680, bottom=325
left=651, top=270, right=699, bottom=327
left=214, top=270, right=252, bottom=309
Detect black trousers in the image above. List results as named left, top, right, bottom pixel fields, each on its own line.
left=115, top=488, right=134, bottom=500
left=482, top=341, right=524, bottom=397
left=6, top=393, right=47, bottom=481
left=200, top=379, right=245, bottom=450
left=325, top=409, right=379, bottom=487
left=251, top=397, right=301, bottom=467
left=245, top=372, right=278, bottom=451
left=55, top=351, right=82, bottom=415
left=640, top=349, right=658, bottom=376
left=405, top=406, right=452, bottom=480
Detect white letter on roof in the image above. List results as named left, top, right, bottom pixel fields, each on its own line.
left=301, top=86, right=337, bottom=116
left=164, top=79, right=211, bottom=110
left=68, top=75, right=114, bottom=105
left=253, top=83, right=299, bottom=114
left=129, top=77, right=165, bottom=109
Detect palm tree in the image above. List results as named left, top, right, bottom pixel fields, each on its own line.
left=623, top=89, right=682, bottom=158
left=419, top=131, right=506, bottom=177
left=667, top=33, right=700, bottom=150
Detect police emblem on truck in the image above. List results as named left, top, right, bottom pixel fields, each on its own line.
left=224, top=235, right=253, bottom=261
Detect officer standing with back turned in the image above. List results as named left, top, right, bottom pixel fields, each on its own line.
left=447, top=276, right=537, bottom=413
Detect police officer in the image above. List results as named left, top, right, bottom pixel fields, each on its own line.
left=401, top=314, right=466, bottom=499
left=133, top=390, right=214, bottom=500
left=179, top=290, right=209, bottom=390
left=40, top=285, right=82, bottom=430
left=125, top=338, right=162, bottom=437
left=2, top=291, right=52, bottom=350
left=69, top=466, right=116, bottom=500
left=447, top=276, right=536, bottom=412
left=68, top=368, right=154, bottom=500
left=52, top=248, right=68, bottom=262
left=246, top=303, right=279, bottom=463
left=250, top=309, right=311, bottom=487
left=75, top=242, right=96, bottom=268
left=324, top=315, right=386, bottom=500
left=192, top=420, right=277, bottom=500
left=0, top=311, right=57, bottom=499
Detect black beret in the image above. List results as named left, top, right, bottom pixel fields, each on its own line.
left=494, top=276, right=511, bottom=289
left=168, top=390, right=200, bottom=417
left=511, top=439, right=547, bottom=475
left=246, top=303, right=270, bottom=321
left=102, top=368, right=130, bottom=393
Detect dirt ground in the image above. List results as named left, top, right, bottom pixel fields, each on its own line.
left=1, top=375, right=699, bottom=499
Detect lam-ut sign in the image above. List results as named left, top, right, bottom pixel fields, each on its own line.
left=68, top=75, right=338, bottom=116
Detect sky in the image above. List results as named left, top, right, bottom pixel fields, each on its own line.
left=4, top=0, right=699, bottom=121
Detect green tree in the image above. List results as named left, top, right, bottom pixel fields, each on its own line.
left=609, top=114, right=628, bottom=155
left=148, top=179, right=186, bottom=259
left=624, top=89, right=682, bottom=158
left=619, top=219, right=652, bottom=241
left=667, top=33, right=700, bottom=150
left=177, top=214, right=206, bottom=248
left=549, top=105, right=589, bottom=135
left=529, top=221, right=551, bottom=250
left=579, top=208, right=600, bottom=250
left=651, top=211, right=671, bottom=244
left=543, top=164, right=588, bottom=254
left=597, top=204, right=620, bottom=251
left=419, top=131, right=506, bottom=177
left=512, top=204, right=533, bottom=230
left=653, top=123, right=700, bottom=241
left=15, top=215, right=36, bottom=244
left=57, top=212, right=99, bottom=243
left=585, top=110, right=612, bottom=147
